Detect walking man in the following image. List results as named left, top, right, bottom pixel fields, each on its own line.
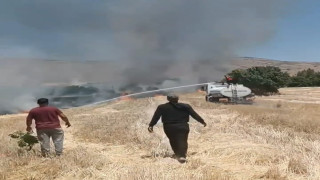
left=26, top=98, right=71, bottom=157
left=148, top=94, right=206, bottom=163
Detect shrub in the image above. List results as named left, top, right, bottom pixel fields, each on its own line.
left=9, top=131, right=39, bottom=151
left=288, top=68, right=320, bottom=87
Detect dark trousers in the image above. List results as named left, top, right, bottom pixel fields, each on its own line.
left=163, top=123, right=190, bottom=158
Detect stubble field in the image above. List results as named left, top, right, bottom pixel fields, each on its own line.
left=1, top=87, right=320, bottom=180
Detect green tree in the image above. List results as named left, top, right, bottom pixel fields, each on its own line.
left=288, top=68, right=320, bottom=87
left=227, top=66, right=290, bottom=95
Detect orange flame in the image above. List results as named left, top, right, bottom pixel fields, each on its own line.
left=119, top=92, right=134, bottom=101
left=197, top=89, right=204, bottom=92
left=197, top=89, right=206, bottom=95
left=19, top=110, right=29, bottom=114
left=154, top=94, right=164, bottom=97
left=152, top=94, right=165, bottom=99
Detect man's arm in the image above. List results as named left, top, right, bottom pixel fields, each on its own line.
left=187, top=105, right=206, bottom=126
left=148, top=106, right=162, bottom=132
left=26, top=112, right=33, bottom=132
left=58, top=112, right=71, bottom=127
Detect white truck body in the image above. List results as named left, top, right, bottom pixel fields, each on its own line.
left=202, top=82, right=254, bottom=103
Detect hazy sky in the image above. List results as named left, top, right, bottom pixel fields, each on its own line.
left=1, top=0, right=318, bottom=113
left=238, top=0, right=320, bottom=62
left=0, top=0, right=318, bottom=62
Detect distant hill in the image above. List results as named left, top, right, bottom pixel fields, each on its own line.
left=1, top=57, right=320, bottom=86
left=231, top=57, right=320, bottom=75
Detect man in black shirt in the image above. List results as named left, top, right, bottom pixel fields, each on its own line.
left=148, top=94, right=206, bottom=163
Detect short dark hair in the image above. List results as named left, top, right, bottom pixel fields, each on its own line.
left=37, top=98, right=49, bottom=105
left=167, top=94, right=179, bottom=102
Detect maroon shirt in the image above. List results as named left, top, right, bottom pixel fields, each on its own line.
left=27, top=106, right=62, bottom=130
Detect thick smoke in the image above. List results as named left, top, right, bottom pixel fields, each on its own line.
left=0, top=0, right=290, bottom=113
left=106, top=0, right=287, bottom=84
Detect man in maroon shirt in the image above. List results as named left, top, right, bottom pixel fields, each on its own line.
left=26, top=98, right=71, bottom=157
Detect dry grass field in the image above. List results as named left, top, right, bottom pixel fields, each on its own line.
left=1, top=87, right=320, bottom=180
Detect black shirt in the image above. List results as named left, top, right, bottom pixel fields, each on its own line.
left=149, top=102, right=205, bottom=127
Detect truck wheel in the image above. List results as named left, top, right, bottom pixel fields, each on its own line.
left=208, top=97, right=216, bottom=102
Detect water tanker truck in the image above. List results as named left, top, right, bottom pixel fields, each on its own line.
left=202, top=82, right=255, bottom=104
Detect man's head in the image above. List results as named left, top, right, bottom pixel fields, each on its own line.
left=37, top=98, right=49, bottom=106
left=167, top=94, right=179, bottom=103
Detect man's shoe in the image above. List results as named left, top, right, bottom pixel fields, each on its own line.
left=170, top=154, right=178, bottom=159
left=177, top=157, right=187, bottom=163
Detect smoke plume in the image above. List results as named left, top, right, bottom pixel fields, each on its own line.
left=0, top=0, right=290, bottom=113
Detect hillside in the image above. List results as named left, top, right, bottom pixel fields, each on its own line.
left=1, top=58, right=320, bottom=86
left=232, top=57, right=320, bottom=75
left=1, top=87, right=320, bottom=179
